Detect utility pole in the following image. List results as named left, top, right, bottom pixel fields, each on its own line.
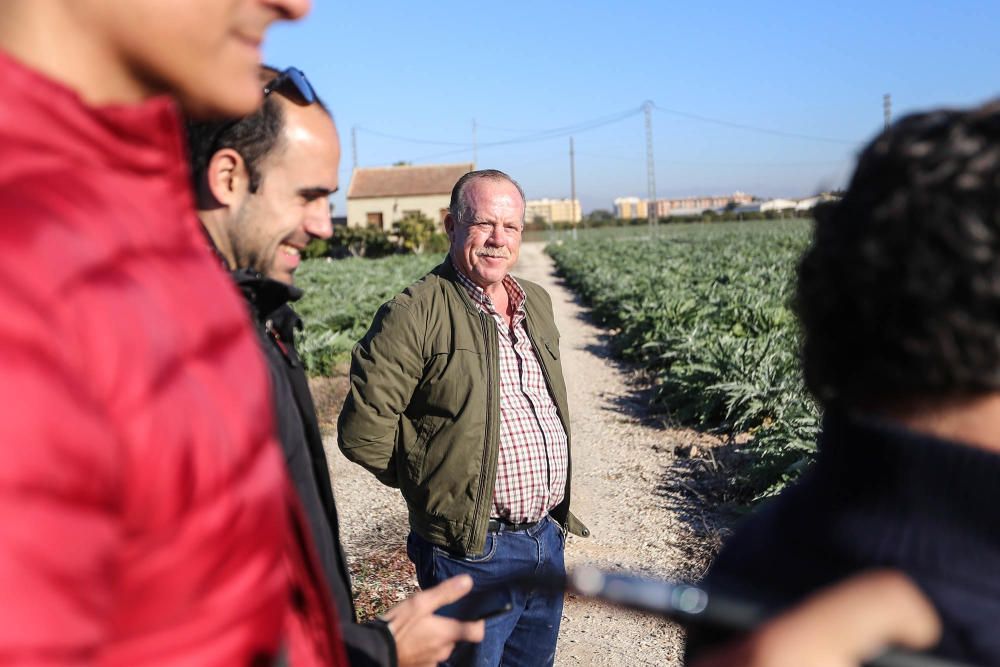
left=570, top=136, right=578, bottom=240
left=643, top=100, right=657, bottom=230
left=351, top=126, right=358, bottom=169
left=472, top=118, right=477, bottom=167
left=883, top=94, right=892, bottom=130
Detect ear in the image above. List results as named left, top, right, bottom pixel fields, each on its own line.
left=443, top=212, right=456, bottom=239
left=205, top=148, right=250, bottom=207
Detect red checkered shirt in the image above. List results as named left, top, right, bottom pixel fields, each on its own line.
left=456, top=270, right=568, bottom=523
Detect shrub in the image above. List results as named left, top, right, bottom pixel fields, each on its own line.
left=329, top=226, right=396, bottom=258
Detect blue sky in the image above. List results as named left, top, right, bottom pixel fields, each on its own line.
left=264, top=1, right=1000, bottom=213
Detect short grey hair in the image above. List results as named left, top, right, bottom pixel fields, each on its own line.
left=448, top=169, right=526, bottom=224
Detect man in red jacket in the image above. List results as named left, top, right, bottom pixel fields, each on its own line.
left=0, top=1, right=346, bottom=665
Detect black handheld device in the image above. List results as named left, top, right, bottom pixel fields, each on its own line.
left=444, top=587, right=515, bottom=622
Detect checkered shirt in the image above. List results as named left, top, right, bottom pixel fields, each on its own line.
left=455, top=269, right=568, bottom=523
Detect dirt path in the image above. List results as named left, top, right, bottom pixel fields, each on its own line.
left=323, top=242, right=717, bottom=665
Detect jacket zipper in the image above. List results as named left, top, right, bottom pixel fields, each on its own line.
left=468, top=312, right=497, bottom=553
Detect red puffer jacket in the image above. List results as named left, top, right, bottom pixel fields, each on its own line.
left=0, top=50, right=345, bottom=666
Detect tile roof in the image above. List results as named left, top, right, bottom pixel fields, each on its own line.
left=348, top=163, right=475, bottom=199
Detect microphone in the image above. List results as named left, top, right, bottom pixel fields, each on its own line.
left=536, top=566, right=976, bottom=667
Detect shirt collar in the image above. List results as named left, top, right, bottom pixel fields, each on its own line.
left=454, top=268, right=526, bottom=318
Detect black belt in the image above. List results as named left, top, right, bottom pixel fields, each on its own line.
left=487, top=517, right=541, bottom=533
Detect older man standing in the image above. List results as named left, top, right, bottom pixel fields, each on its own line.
left=339, top=169, right=588, bottom=666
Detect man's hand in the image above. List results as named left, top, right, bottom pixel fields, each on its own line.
left=381, top=575, right=486, bottom=667
left=690, top=570, right=941, bottom=667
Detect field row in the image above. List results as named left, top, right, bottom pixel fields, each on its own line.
left=547, top=220, right=818, bottom=499
left=294, top=254, right=443, bottom=374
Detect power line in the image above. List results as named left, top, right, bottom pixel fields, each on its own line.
left=357, top=106, right=642, bottom=155
left=576, top=152, right=850, bottom=167
left=652, top=103, right=859, bottom=145
left=354, top=126, right=470, bottom=146
left=475, top=122, right=549, bottom=133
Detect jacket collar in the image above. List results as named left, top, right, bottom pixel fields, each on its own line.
left=0, top=48, right=188, bottom=178
left=231, top=268, right=303, bottom=326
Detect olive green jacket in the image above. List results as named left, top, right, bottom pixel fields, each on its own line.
left=337, top=260, right=589, bottom=555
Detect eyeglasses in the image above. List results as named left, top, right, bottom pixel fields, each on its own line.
left=262, top=67, right=316, bottom=106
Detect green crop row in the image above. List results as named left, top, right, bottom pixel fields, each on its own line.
left=547, top=220, right=818, bottom=500
left=294, top=254, right=444, bottom=375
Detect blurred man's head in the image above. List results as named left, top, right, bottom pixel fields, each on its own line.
left=189, top=66, right=340, bottom=285
left=796, top=100, right=1000, bottom=413
left=444, top=170, right=526, bottom=291
left=0, top=0, right=309, bottom=117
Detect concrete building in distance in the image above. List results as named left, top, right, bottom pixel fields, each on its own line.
left=525, top=198, right=581, bottom=224
left=615, top=192, right=754, bottom=219
left=733, top=198, right=798, bottom=214
left=655, top=191, right=754, bottom=217
left=347, top=162, right=474, bottom=231
left=794, top=192, right=841, bottom=212
left=614, top=196, right=648, bottom=219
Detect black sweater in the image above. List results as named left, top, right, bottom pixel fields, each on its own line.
left=235, top=271, right=396, bottom=667
left=690, top=412, right=1000, bottom=665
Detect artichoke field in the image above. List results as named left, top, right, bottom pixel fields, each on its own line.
left=547, top=220, right=817, bottom=500
left=294, top=254, right=443, bottom=375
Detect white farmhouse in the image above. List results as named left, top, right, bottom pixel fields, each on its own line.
left=761, top=198, right=797, bottom=212
left=734, top=198, right=798, bottom=214
left=347, top=162, right=474, bottom=231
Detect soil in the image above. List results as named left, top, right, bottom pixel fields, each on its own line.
left=312, top=242, right=735, bottom=666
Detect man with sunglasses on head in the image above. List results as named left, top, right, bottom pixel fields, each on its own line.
left=0, top=1, right=352, bottom=666
left=188, top=65, right=485, bottom=667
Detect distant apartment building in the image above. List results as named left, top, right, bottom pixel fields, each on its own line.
left=655, top=191, right=754, bottom=217
left=525, top=198, right=581, bottom=224
left=614, top=192, right=753, bottom=219
left=346, top=162, right=474, bottom=231
left=614, top=196, right=648, bottom=219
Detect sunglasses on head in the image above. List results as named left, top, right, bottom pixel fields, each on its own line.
left=263, top=67, right=316, bottom=106
left=205, top=66, right=316, bottom=160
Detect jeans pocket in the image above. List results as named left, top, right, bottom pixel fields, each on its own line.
left=433, top=531, right=498, bottom=564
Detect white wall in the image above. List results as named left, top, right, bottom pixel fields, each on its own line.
left=347, top=194, right=451, bottom=231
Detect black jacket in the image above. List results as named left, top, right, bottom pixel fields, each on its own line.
left=235, top=270, right=397, bottom=667
left=688, top=412, right=1000, bottom=666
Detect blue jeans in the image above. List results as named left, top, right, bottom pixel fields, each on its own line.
left=406, top=516, right=566, bottom=667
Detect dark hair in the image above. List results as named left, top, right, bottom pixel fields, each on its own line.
left=449, top=169, right=526, bottom=223
left=796, top=100, right=1000, bottom=409
left=186, top=65, right=329, bottom=195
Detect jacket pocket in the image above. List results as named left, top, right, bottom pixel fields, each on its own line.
left=405, top=416, right=435, bottom=480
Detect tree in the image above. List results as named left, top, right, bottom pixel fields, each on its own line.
left=586, top=209, right=614, bottom=223
left=328, top=226, right=395, bottom=258
left=396, top=211, right=441, bottom=254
